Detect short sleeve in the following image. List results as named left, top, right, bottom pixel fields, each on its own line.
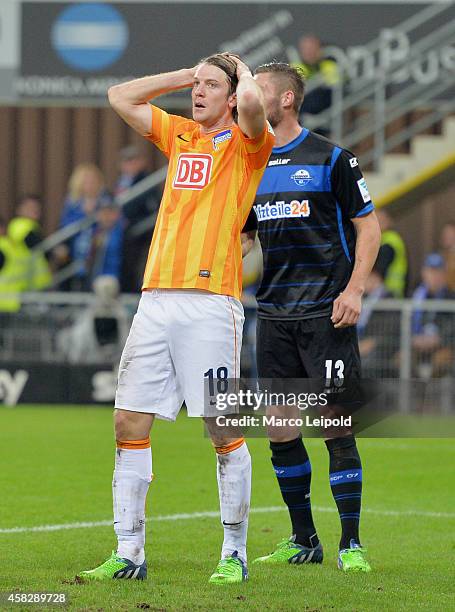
left=239, top=121, right=275, bottom=169
left=331, top=148, right=374, bottom=218
left=143, top=105, right=189, bottom=158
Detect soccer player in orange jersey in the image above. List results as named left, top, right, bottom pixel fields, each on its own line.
left=78, top=54, right=274, bottom=584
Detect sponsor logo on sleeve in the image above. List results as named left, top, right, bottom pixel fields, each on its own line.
left=349, top=157, right=358, bottom=168
left=357, top=177, right=371, bottom=203
left=173, top=153, right=213, bottom=190
left=212, top=129, right=232, bottom=150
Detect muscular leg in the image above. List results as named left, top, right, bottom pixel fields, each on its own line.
left=325, top=433, right=363, bottom=550
left=204, top=417, right=251, bottom=564
left=113, top=409, right=155, bottom=564
left=267, top=405, right=319, bottom=548
left=257, top=318, right=320, bottom=552
left=300, top=319, right=365, bottom=552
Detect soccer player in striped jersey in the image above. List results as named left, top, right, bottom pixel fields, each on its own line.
left=251, top=63, right=381, bottom=572
left=78, top=54, right=274, bottom=584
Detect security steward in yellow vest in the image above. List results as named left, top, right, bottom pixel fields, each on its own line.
left=9, top=216, right=52, bottom=290
left=378, top=230, right=408, bottom=297
left=0, top=229, right=21, bottom=312
left=376, top=209, right=408, bottom=298
left=0, top=196, right=52, bottom=312
left=293, top=35, right=340, bottom=123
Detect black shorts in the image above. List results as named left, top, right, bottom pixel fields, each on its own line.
left=257, top=316, right=361, bottom=380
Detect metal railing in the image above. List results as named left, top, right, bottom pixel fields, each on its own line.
left=302, top=3, right=455, bottom=168
left=1, top=293, right=455, bottom=412
left=32, top=165, right=167, bottom=288
left=0, top=294, right=453, bottom=363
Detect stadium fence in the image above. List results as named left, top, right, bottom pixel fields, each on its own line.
left=1, top=295, right=455, bottom=412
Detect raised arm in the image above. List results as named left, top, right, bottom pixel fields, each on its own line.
left=108, top=68, right=196, bottom=134
left=228, top=55, right=266, bottom=139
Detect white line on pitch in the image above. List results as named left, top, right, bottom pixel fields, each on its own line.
left=0, top=505, right=454, bottom=535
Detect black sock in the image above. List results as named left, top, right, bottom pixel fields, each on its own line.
left=325, top=435, right=362, bottom=550
left=270, top=436, right=319, bottom=548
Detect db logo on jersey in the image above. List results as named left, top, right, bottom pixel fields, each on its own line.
left=173, top=154, right=213, bottom=190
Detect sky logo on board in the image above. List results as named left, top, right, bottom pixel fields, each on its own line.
left=51, top=3, right=129, bottom=72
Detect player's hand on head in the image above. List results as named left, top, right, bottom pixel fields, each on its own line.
left=331, top=290, right=362, bottom=328
left=224, top=53, right=252, bottom=78
left=186, top=64, right=198, bottom=84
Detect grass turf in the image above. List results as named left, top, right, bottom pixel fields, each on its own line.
left=0, top=406, right=454, bottom=611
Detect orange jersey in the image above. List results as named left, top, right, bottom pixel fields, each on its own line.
left=141, top=105, right=274, bottom=299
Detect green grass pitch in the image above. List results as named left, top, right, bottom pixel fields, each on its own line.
left=0, top=406, right=454, bottom=611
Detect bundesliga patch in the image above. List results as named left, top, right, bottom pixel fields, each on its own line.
left=254, top=200, right=311, bottom=221
left=357, top=177, right=371, bottom=203
left=212, top=129, right=232, bottom=150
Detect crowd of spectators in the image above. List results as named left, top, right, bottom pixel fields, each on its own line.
left=0, top=146, right=161, bottom=304
left=53, top=147, right=161, bottom=293
left=358, top=214, right=455, bottom=378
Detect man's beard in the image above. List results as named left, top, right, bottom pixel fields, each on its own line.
left=267, top=104, right=284, bottom=128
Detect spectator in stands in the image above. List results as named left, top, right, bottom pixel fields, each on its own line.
left=293, top=34, right=339, bottom=136
left=57, top=275, right=129, bottom=364
left=357, top=265, right=399, bottom=376
left=55, top=163, right=112, bottom=290
left=411, top=253, right=455, bottom=378
left=86, top=200, right=124, bottom=288
left=376, top=208, right=408, bottom=297
left=6, top=194, right=52, bottom=293
left=439, top=220, right=455, bottom=291
left=0, top=215, right=20, bottom=312
left=115, top=145, right=150, bottom=204
left=115, top=145, right=160, bottom=293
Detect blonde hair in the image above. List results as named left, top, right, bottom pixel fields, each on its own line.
left=68, top=163, right=105, bottom=200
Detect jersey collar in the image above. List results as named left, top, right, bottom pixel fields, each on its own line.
left=272, top=128, right=309, bottom=154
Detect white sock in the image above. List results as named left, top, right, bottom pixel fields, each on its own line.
left=216, top=441, right=251, bottom=564
left=113, top=444, right=152, bottom=565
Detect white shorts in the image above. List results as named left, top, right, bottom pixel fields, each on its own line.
left=115, top=289, right=244, bottom=420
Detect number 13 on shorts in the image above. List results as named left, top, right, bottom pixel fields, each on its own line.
left=325, top=359, right=345, bottom=383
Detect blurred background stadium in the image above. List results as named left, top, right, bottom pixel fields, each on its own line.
left=1, top=2, right=454, bottom=610
left=0, top=0, right=454, bottom=411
